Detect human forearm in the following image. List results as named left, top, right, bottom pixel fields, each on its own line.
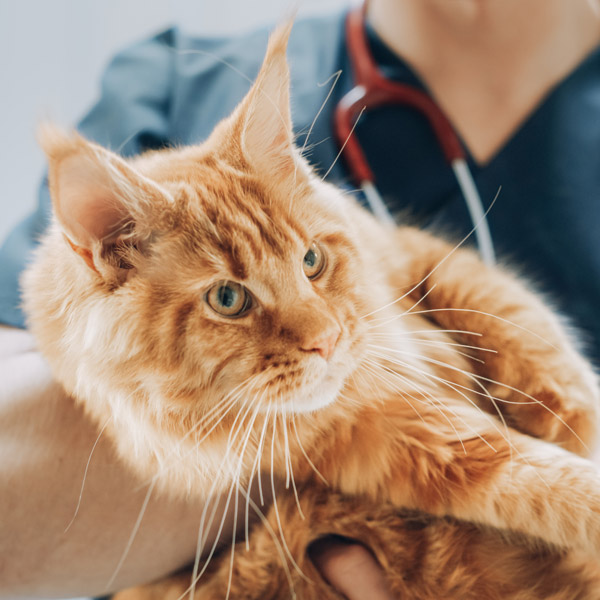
left=0, top=329, right=219, bottom=597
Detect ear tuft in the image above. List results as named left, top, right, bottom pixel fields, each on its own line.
left=233, top=20, right=297, bottom=177
left=38, top=123, right=96, bottom=165
left=263, top=19, right=294, bottom=64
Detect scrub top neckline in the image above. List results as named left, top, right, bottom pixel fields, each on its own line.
left=364, top=17, right=600, bottom=170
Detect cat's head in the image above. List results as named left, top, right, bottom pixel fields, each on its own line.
left=25, top=24, right=392, bottom=443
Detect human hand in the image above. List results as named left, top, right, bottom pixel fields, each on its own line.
left=309, top=535, right=396, bottom=600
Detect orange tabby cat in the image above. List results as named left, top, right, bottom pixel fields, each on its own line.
left=23, top=24, right=600, bottom=599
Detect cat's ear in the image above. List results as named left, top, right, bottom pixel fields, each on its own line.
left=237, top=22, right=296, bottom=177
left=38, top=125, right=170, bottom=277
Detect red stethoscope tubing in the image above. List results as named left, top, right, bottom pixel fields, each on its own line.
left=334, top=5, right=496, bottom=265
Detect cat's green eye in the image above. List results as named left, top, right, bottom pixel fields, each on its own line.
left=303, top=242, right=327, bottom=280
left=206, top=281, right=252, bottom=317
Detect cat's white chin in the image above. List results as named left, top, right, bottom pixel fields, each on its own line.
left=268, top=377, right=344, bottom=414
left=276, top=392, right=337, bottom=414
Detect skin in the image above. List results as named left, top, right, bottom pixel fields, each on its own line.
left=309, top=537, right=396, bottom=600
left=0, top=325, right=231, bottom=597
left=369, top=0, right=600, bottom=163
left=1, top=1, right=599, bottom=598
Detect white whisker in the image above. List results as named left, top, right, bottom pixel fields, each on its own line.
left=363, top=350, right=500, bottom=452
left=370, top=333, right=497, bottom=354
left=106, top=477, right=157, bottom=591
left=64, top=417, right=111, bottom=534
left=359, top=361, right=429, bottom=425
left=363, top=357, right=469, bottom=454
left=269, top=400, right=307, bottom=581
left=403, top=282, right=438, bottom=315
left=360, top=189, right=501, bottom=321
left=138, top=377, right=254, bottom=488
left=370, top=340, right=587, bottom=450
left=321, top=106, right=366, bottom=181
left=256, top=403, right=271, bottom=506
left=187, top=478, right=237, bottom=600
left=362, top=351, right=561, bottom=494
left=297, top=70, right=341, bottom=160
left=238, top=487, right=298, bottom=599
left=245, top=392, right=268, bottom=547
left=186, top=392, right=263, bottom=600
left=224, top=399, right=263, bottom=600
left=363, top=348, right=563, bottom=491
left=400, top=307, right=557, bottom=349
left=282, top=410, right=305, bottom=520
left=225, top=480, right=240, bottom=600
left=291, top=411, right=328, bottom=486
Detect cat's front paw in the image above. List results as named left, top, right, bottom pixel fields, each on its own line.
left=490, top=355, right=600, bottom=456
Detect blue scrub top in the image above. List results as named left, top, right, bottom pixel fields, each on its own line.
left=2, top=10, right=600, bottom=365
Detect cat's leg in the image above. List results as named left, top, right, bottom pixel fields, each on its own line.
left=440, top=431, right=600, bottom=558
left=298, top=488, right=600, bottom=600
left=301, top=489, right=600, bottom=600
left=393, top=227, right=600, bottom=455
left=319, top=399, right=600, bottom=560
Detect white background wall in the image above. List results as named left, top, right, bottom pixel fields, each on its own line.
left=0, top=0, right=355, bottom=246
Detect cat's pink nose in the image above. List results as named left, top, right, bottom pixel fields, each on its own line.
left=302, top=329, right=340, bottom=361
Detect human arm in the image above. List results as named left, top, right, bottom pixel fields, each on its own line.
left=0, top=325, right=225, bottom=597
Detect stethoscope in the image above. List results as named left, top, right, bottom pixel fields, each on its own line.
left=334, top=5, right=496, bottom=266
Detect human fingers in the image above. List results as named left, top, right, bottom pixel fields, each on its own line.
left=308, top=535, right=396, bottom=600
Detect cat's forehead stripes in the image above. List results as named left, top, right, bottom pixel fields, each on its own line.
left=181, top=160, right=311, bottom=277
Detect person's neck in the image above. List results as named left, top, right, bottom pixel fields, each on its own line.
left=368, top=0, right=600, bottom=163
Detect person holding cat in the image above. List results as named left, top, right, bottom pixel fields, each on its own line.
left=1, top=0, right=599, bottom=598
